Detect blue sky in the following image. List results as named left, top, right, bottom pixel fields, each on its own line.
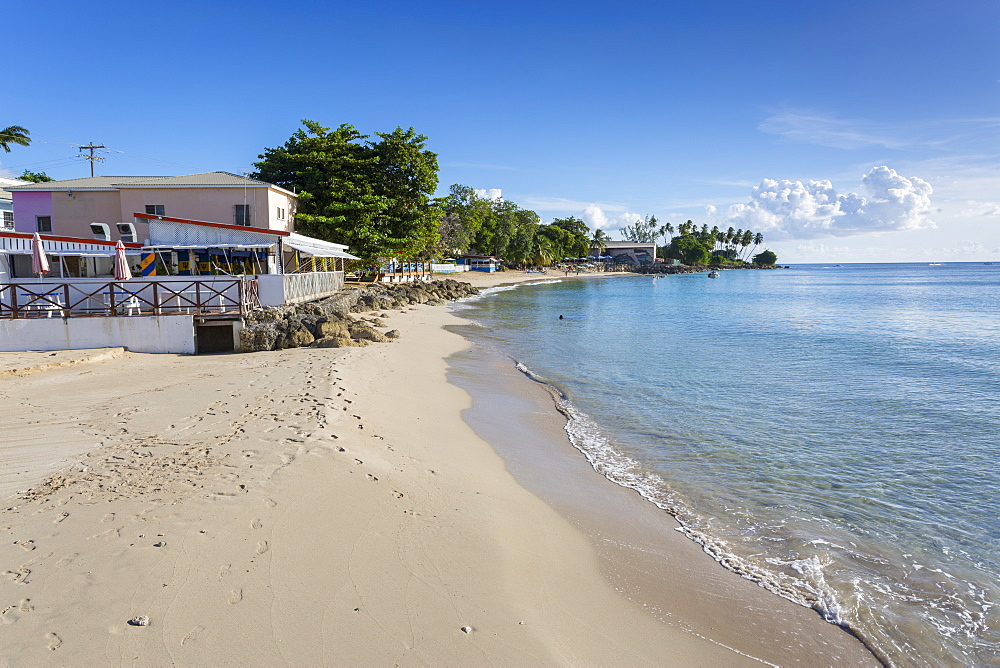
left=5, top=0, right=999, bottom=262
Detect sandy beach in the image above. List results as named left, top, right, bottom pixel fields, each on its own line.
left=0, top=270, right=877, bottom=665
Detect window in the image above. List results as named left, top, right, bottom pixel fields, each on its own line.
left=36, top=215, right=52, bottom=233
left=276, top=207, right=285, bottom=220
left=2, top=211, right=12, bottom=229
left=90, top=223, right=110, bottom=241
left=145, top=205, right=165, bottom=216
left=234, top=204, right=251, bottom=226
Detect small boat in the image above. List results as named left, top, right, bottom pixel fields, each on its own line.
left=707, top=270, right=720, bottom=278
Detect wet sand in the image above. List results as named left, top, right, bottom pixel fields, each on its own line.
left=0, top=271, right=877, bottom=665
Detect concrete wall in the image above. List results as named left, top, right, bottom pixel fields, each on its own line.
left=52, top=190, right=122, bottom=238
left=264, top=188, right=296, bottom=232
left=0, top=315, right=196, bottom=354
left=119, top=187, right=295, bottom=233
left=12, top=191, right=53, bottom=233
left=13, top=186, right=297, bottom=241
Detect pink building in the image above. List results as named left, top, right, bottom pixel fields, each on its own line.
left=7, top=172, right=295, bottom=243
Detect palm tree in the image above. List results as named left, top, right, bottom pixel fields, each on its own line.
left=740, top=229, right=753, bottom=260
left=532, top=234, right=556, bottom=267
left=747, top=232, right=764, bottom=262
left=0, top=126, right=30, bottom=152
left=590, top=229, right=611, bottom=258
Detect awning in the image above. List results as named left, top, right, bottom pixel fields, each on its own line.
left=142, top=244, right=273, bottom=251
left=284, top=232, right=359, bottom=259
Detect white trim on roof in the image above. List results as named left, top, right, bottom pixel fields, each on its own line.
left=284, top=233, right=358, bottom=259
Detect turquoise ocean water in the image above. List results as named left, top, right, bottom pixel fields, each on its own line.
left=452, top=264, right=999, bottom=666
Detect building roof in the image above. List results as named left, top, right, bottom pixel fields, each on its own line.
left=0, top=177, right=29, bottom=201
left=5, top=172, right=290, bottom=194
left=604, top=240, right=657, bottom=247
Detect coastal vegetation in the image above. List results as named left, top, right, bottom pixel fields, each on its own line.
left=253, top=121, right=440, bottom=260
left=253, top=120, right=776, bottom=267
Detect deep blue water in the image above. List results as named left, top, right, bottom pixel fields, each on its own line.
left=453, top=263, right=1000, bottom=666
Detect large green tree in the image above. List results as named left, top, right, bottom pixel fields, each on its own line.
left=252, top=120, right=440, bottom=259
left=0, top=126, right=30, bottom=153
left=665, top=233, right=712, bottom=265
left=753, top=249, right=777, bottom=266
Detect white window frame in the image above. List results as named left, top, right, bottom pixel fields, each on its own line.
left=145, top=204, right=165, bottom=216
left=1, top=211, right=13, bottom=229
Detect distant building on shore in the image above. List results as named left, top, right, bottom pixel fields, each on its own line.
left=603, top=241, right=657, bottom=265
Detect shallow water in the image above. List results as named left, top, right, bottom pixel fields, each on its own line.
left=452, top=264, right=1000, bottom=666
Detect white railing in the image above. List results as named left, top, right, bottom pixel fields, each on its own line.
left=256, top=271, right=344, bottom=306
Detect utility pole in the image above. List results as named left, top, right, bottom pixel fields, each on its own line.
left=77, top=143, right=106, bottom=177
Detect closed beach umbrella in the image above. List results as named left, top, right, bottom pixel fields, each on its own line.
left=113, top=240, right=132, bottom=281
left=31, top=233, right=50, bottom=277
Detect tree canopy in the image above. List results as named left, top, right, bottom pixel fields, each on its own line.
left=19, top=169, right=53, bottom=183
left=753, top=250, right=778, bottom=265
left=252, top=120, right=440, bottom=260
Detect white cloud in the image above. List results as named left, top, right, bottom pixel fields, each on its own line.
left=521, top=196, right=628, bottom=212
left=474, top=188, right=503, bottom=201
left=581, top=203, right=610, bottom=229
left=759, top=110, right=905, bottom=150
left=581, top=203, right=645, bottom=235
left=705, top=204, right=717, bottom=217
left=725, top=166, right=934, bottom=240
left=959, top=200, right=1000, bottom=217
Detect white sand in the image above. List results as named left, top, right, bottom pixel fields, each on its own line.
left=0, top=273, right=877, bottom=665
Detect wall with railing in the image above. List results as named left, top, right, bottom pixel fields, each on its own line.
left=0, top=277, right=259, bottom=319
left=255, top=271, right=344, bottom=306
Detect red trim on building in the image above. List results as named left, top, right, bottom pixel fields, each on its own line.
left=0, top=231, right=143, bottom=248
left=133, top=212, right=291, bottom=236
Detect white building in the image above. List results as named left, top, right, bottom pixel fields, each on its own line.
left=0, top=177, right=28, bottom=231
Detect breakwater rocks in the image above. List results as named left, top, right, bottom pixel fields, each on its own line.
left=240, top=279, right=480, bottom=353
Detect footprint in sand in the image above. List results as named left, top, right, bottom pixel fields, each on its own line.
left=250, top=518, right=261, bottom=530
left=1, top=607, right=18, bottom=625
left=102, top=513, right=115, bottom=523
left=219, top=564, right=231, bottom=578
left=228, top=588, right=243, bottom=604
left=16, top=540, right=36, bottom=551
left=53, top=512, right=69, bottom=524
left=90, top=527, right=121, bottom=541
left=255, top=541, right=269, bottom=555
left=56, top=553, right=78, bottom=568
left=180, top=625, right=204, bottom=646
left=46, top=632, right=62, bottom=650
left=366, top=474, right=378, bottom=482
left=3, top=568, right=30, bottom=582
left=263, top=498, right=277, bottom=508
left=20, top=599, right=33, bottom=613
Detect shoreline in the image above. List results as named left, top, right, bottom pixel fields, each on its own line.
left=446, top=280, right=880, bottom=665
left=0, top=271, right=877, bottom=664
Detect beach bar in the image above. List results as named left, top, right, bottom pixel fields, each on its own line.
left=0, top=217, right=358, bottom=353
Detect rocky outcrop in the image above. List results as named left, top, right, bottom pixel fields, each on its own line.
left=240, top=279, right=479, bottom=353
